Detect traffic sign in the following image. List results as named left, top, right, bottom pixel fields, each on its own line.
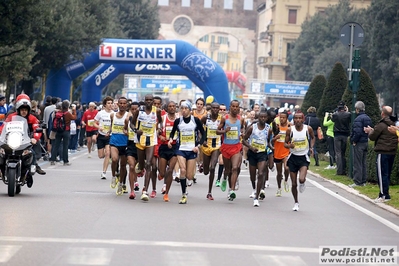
left=340, top=22, right=364, bottom=48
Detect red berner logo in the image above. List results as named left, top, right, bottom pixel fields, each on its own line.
left=100, top=45, right=112, bottom=57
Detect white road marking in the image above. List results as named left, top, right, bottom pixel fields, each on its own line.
left=0, top=245, right=21, bottom=263
left=0, top=236, right=319, bottom=253
left=62, top=247, right=114, bottom=265
left=253, top=254, right=307, bottom=266
left=164, top=251, right=210, bottom=266
left=307, top=178, right=399, bottom=234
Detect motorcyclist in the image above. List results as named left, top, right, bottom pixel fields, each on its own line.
left=1, top=94, right=43, bottom=188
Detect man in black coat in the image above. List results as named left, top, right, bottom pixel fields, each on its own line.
left=349, top=101, right=371, bottom=187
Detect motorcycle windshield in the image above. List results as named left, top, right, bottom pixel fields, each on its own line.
left=0, top=116, right=32, bottom=150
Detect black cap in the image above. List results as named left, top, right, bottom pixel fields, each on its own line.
left=338, top=100, right=345, bottom=107
left=0, top=95, right=5, bottom=101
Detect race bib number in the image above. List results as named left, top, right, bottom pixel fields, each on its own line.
left=102, top=125, right=110, bottom=132
left=181, top=131, right=195, bottom=145
left=252, top=138, right=266, bottom=152
left=278, top=131, right=286, bottom=142
left=294, top=138, right=307, bottom=149
left=88, top=119, right=95, bottom=127
left=226, top=127, right=238, bottom=140
left=6, top=121, right=24, bottom=132
left=140, top=123, right=153, bottom=136
left=128, top=130, right=135, bottom=140
left=207, top=125, right=218, bottom=138
left=112, top=124, right=124, bottom=134
left=165, top=126, right=173, bottom=138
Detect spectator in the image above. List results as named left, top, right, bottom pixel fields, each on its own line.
left=349, top=101, right=372, bottom=187
left=323, top=110, right=336, bottom=169
left=364, top=106, right=398, bottom=203
left=0, top=95, right=8, bottom=126
left=50, top=100, right=76, bottom=166
left=304, top=106, right=321, bottom=166
left=331, top=101, right=351, bottom=175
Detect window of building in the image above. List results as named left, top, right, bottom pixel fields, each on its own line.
left=286, top=43, right=293, bottom=57
left=200, top=35, right=209, bottom=42
left=211, top=35, right=215, bottom=44
left=288, top=9, right=297, bottom=24
left=244, top=0, right=253, bottom=10
left=224, top=0, right=233, bottom=10
left=158, top=0, right=169, bottom=6
left=204, top=0, right=212, bottom=8
left=182, top=0, right=190, bottom=7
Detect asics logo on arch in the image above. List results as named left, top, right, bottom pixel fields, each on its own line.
left=135, top=64, right=171, bottom=72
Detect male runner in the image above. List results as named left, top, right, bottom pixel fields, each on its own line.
left=131, top=94, right=162, bottom=201
left=168, top=101, right=205, bottom=204
left=242, top=110, right=272, bottom=207
left=93, top=97, right=113, bottom=180
left=124, top=102, right=139, bottom=199
left=109, top=97, right=128, bottom=195
left=201, top=102, right=221, bottom=200
left=217, top=100, right=244, bottom=201
left=81, top=102, right=98, bottom=158
left=158, top=101, right=178, bottom=202
left=284, top=111, right=315, bottom=211
left=271, top=109, right=291, bottom=196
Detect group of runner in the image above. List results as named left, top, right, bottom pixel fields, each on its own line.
left=82, top=95, right=315, bottom=211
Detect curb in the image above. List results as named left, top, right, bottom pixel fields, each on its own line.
left=308, top=170, right=399, bottom=217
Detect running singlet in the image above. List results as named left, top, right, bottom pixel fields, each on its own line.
left=128, top=118, right=135, bottom=141
left=178, top=115, right=197, bottom=151
left=193, top=109, right=206, bottom=120
left=94, top=110, right=112, bottom=136
left=274, top=123, right=290, bottom=159
left=110, top=112, right=128, bottom=146
left=290, top=125, right=309, bottom=156
left=161, top=114, right=177, bottom=145
left=249, top=123, right=270, bottom=153
left=134, top=106, right=158, bottom=147
left=205, top=114, right=222, bottom=148
left=223, top=115, right=241, bottom=145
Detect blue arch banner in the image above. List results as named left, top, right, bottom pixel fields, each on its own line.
left=46, top=39, right=230, bottom=105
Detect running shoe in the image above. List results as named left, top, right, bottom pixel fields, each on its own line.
left=110, top=176, right=118, bottom=189
left=265, top=180, right=270, bottom=188
left=206, top=193, right=214, bottom=200
left=198, top=164, right=204, bottom=173
left=134, top=182, right=139, bottom=191
left=293, top=203, right=299, bottom=211
left=161, top=184, right=166, bottom=194
left=163, top=194, right=169, bottom=202
left=193, top=177, right=197, bottom=184
left=229, top=191, right=236, bottom=201
left=91, top=144, right=96, bottom=151
left=249, top=191, right=256, bottom=198
left=259, top=190, right=266, bottom=200
left=150, top=190, right=157, bottom=198
left=129, top=191, right=136, bottom=200
left=135, top=163, right=142, bottom=174
left=270, top=165, right=276, bottom=172
left=174, top=177, right=180, bottom=183
left=179, top=195, right=187, bottom=204
left=137, top=169, right=145, bottom=178
left=253, top=199, right=260, bottom=207
left=88, top=154, right=92, bottom=158
left=116, top=183, right=123, bottom=195
left=284, top=180, right=290, bottom=192
left=374, top=197, right=390, bottom=203
left=276, top=189, right=282, bottom=197
left=299, top=182, right=306, bottom=193
left=101, top=172, right=106, bottom=180
left=215, top=180, right=221, bottom=187
left=141, top=191, right=149, bottom=201
left=235, top=178, right=239, bottom=190
left=122, top=184, right=127, bottom=193
left=187, top=180, right=193, bottom=187
left=220, top=179, right=227, bottom=192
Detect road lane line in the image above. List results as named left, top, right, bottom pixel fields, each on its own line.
left=0, top=236, right=319, bottom=253
left=307, top=178, right=399, bottom=234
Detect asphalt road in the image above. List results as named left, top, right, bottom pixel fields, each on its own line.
left=0, top=149, right=398, bottom=265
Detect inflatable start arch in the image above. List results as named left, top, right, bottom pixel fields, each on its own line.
left=46, top=39, right=230, bottom=104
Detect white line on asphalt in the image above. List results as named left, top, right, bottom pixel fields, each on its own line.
left=307, top=178, right=399, bottom=234
left=0, top=236, right=319, bottom=253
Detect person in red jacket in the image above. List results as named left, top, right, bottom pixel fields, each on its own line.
left=2, top=94, right=42, bottom=187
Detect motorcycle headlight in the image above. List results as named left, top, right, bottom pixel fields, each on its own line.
left=7, top=132, right=22, bottom=150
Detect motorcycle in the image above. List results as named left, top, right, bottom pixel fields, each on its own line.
left=0, top=116, right=42, bottom=196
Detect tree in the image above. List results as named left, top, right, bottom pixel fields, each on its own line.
left=288, top=0, right=356, bottom=81
left=341, top=68, right=380, bottom=126
left=301, top=75, right=326, bottom=114
left=317, top=62, right=348, bottom=117
left=363, top=1, right=399, bottom=110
